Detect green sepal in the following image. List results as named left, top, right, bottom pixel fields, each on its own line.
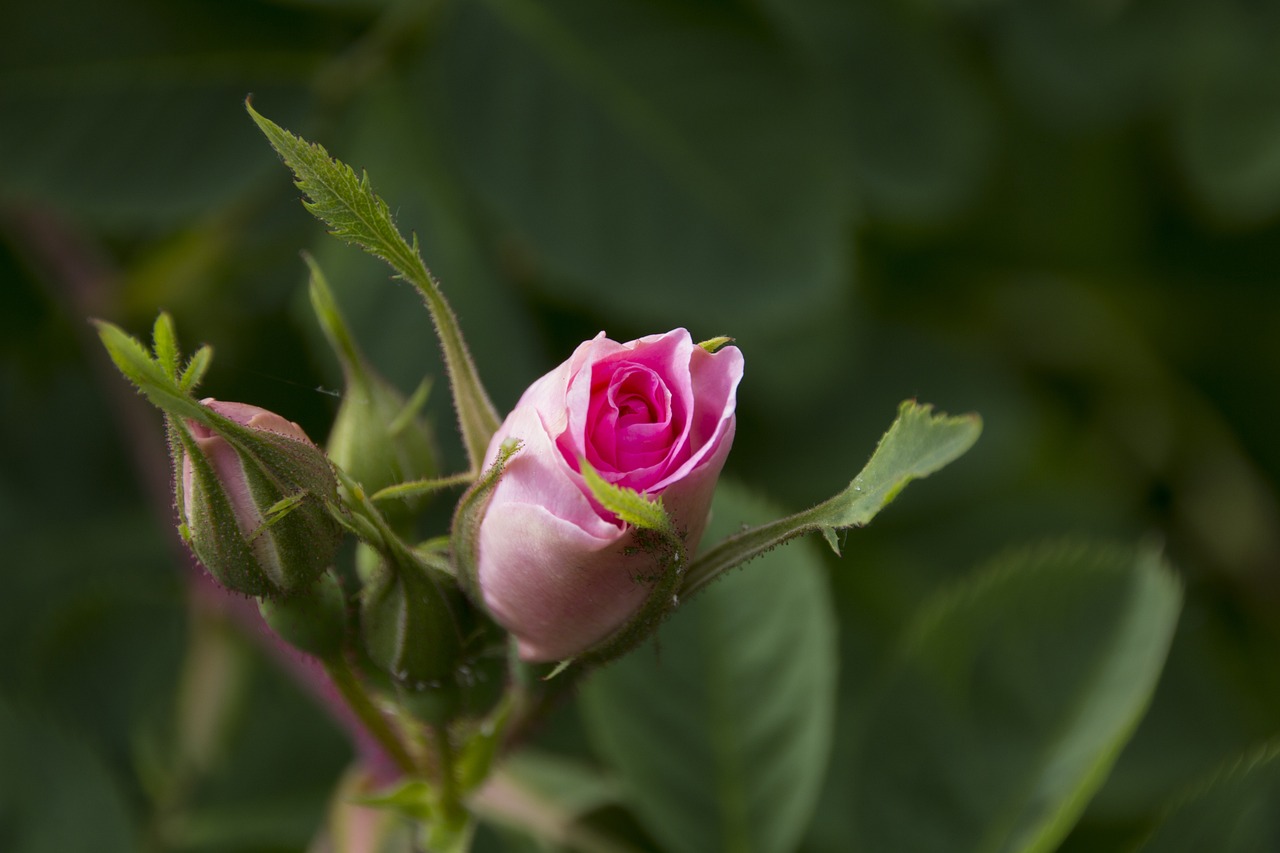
left=179, top=345, right=213, bottom=393
left=152, top=312, right=181, bottom=379
left=247, top=101, right=500, bottom=472
left=697, top=335, right=734, bottom=354
left=450, top=438, right=523, bottom=602
left=372, top=472, right=474, bottom=504
left=569, top=462, right=688, bottom=670
left=354, top=781, right=475, bottom=853
left=95, top=319, right=210, bottom=425
left=681, top=400, right=982, bottom=596
left=580, top=460, right=676, bottom=535
left=175, top=423, right=267, bottom=594
left=360, top=548, right=467, bottom=688
left=308, top=257, right=439, bottom=524
left=257, top=571, right=348, bottom=661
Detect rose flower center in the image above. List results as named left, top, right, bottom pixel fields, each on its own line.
left=586, top=364, right=677, bottom=474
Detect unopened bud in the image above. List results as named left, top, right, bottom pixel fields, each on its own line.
left=179, top=398, right=343, bottom=597
left=257, top=571, right=348, bottom=660
left=360, top=552, right=466, bottom=689
left=327, top=373, right=437, bottom=526
left=309, top=257, right=437, bottom=526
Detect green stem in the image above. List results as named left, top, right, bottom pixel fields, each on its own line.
left=433, top=724, right=463, bottom=819
left=325, top=659, right=418, bottom=776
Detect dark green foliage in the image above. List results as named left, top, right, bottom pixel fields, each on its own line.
left=5, top=0, right=1280, bottom=849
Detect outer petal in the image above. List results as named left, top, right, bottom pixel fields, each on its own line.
left=477, top=403, right=645, bottom=661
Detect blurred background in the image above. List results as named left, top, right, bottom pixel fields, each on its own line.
left=3, top=0, right=1279, bottom=850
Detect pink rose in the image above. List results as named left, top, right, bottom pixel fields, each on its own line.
left=476, top=329, right=744, bottom=662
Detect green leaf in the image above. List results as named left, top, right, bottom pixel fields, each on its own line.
left=306, top=252, right=369, bottom=382
left=579, top=482, right=837, bottom=853
left=844, top=542, right=1182, bottom=853
left=1135, top=741, right=1280, bottom=853
left=682, top=400, right=981, bottom=596
left=247, top=102, right=500, bottom=470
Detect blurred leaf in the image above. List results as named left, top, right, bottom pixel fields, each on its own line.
left=0, top=0, right=354, bottom=225
left=845, top=542, right=1182, bottom=853
left=0, top=699, right=137, bottom=853
left=987, top=0, right=1185, bottom=130
left=1134, top=741, right=1280, bottom=853
left=432, top=0, right=848, bottom=329
left=579, top=482, right=837, bottom=853
left=473, top=752, right=634, bottom=852
left=1170, top=7, right=1280, bottom=224
left=758, top=0, right=993, bottom=222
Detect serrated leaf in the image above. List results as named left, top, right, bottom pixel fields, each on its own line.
left=580, top=482, right=837, bottom=853
left=843, top=542, right=1182, bottom=853
left=1135, top=741, right=1280, bottom=853
left=682, top=400, right=981, bottom=596
left=247, top=102, right=500, bottom=470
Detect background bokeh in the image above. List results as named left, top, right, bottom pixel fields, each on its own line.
left=3, top=0, right=1279, bottom=850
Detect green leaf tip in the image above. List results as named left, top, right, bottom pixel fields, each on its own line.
left=152, top=312, right=180, bottom=379
left=680, top=399, right=982, bottom=596
left=697, top=335, right=734, bottom=353
left=94, top=318, right=209, bottom=424
left=543, top=659, right=574, bottom=681
left=247, top=101, right=500, bottom=471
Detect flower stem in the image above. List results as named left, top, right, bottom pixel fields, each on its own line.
left=325, top=658, right=417, bottom=776
left=433, top=724, right=463, bottom=819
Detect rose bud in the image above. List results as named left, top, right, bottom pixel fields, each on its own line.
left=326, top=370, right=437, bottom=527
left=474, top=329, right=743, bottom=662
left=309, top=263, right=437, bottom=526
left=360, top=550, right=467, bottom=690
left=179, top=399, right=343, bottom=598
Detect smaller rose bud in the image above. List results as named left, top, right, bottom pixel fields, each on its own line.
left=360, top=551, right=467, bottom=690
left=179, top=398, right=343, bottom=597
left=308, top=257, right=437, bottom=527
left=326, top=372, right=437, bottom=527
left=257, top=571, right=348, bottom=660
